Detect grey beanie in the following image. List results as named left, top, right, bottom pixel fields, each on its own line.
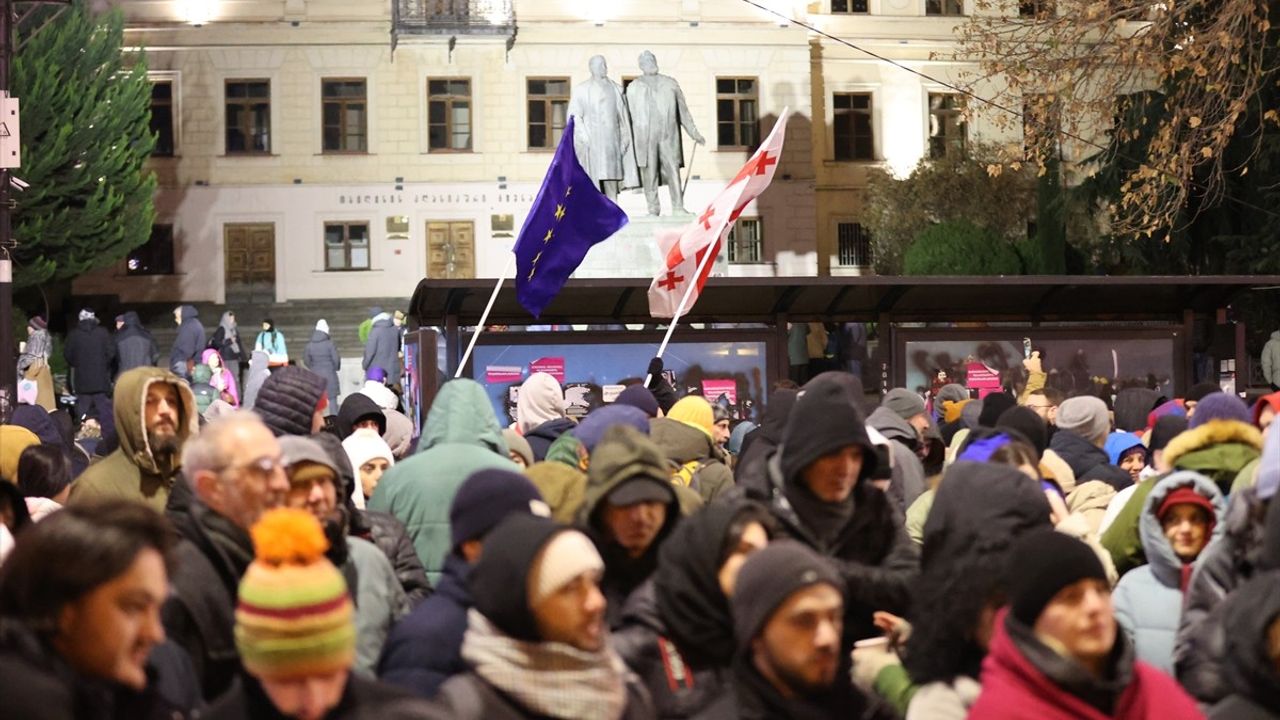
left=731, top=540, right=842, bottom=653
left=1056, top=396, right=1111, bottom=444
left=936, top=383, right=969, bottom=406
left=882, top=388, right=926, bottom=421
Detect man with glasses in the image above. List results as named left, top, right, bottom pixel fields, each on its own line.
left=162, top=410, right=289, bottom=701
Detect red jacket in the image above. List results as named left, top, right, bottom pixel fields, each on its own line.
left=967, top=610, right=1203, bottom=719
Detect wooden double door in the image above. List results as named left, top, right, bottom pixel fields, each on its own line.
left=225, top=223, right=276, bottom=301
left=426, top=221, right=475, bottom=279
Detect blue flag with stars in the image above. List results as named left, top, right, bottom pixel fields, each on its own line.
left=514, top=116, right=629, bottom=317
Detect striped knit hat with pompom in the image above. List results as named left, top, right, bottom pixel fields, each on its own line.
left=235, top=508, right=356, bottom=679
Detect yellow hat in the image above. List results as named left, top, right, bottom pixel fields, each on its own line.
left=0, top=425, right=40, bottom=484
left=668, top=396, right=715, bottom=438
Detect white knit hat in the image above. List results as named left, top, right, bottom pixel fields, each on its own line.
left=529, top=529, right=603, bottom=606
left=342, top=428, right=395, bottom=474
left=316, top=319, right=330, bottom=334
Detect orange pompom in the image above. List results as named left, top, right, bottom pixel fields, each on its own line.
left=250, top=508, right=330, bottom=566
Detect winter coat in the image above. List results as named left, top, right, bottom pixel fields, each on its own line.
left=241, top=351, right=270, bottom=409
left=734, top=389, right=798, bottom=497
left=1175, top=485, right=1272, bottom=703
left=114, top=311, right=160, bottom=375
left=1113, top=472, right=1225, bottom=675
left=649, top=417, right=734, bottom=503
left=67, top=367, right=199, bottom=512
left=524, top=417, right=577, bottom=461
left=305, top=329, right=343, bottom=402
left=363, top=315, right=401, bottom=384
left=524, top=459, right=588, bottom=524
left=367, top=379, right=516, bottom=583
left=64, top=317, right=116, bottom=394
left=201, top=348, right=239, bottom=406
left=169, top=305, right=206, bottom=373
left=968, top=609, right=1202, bottom=719
left=1206, top=570, right=1280, bottom=720
left=353, top=509, right=433, bottom=607
left=1262, top=330, right=1280, bottom=386
left=206, top=672, right=431, bottom=720
left=1050, top=429, right=1133, bottom=491
left=696, top=658, right=894, bottom=720
left=866, top=406, right=928, bottom=514
left=207, top=312, right=245, bottom=365
left=1103, top=419, right=1262, bottom=576
left=378, top=553, right=473, bottom=698
left=348, top=535, right=409, bottom=677
left=254, top=329, right=288, bottom=366
left=432, top=670, right=654, bottom=720
left=905, top=677, right=980, bottom=720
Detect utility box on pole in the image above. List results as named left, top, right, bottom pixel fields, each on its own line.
left=0, top=94, right=18, bottom=168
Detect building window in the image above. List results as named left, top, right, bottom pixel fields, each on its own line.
left=832, top=0, right=869, bottom=12
left=1019, top=0, right=1054, bottom=17
left=928, top=93, right=967, bottom=160
left=150, top=81, right=175, bottom=157
left=324, top=222, right=370, bottom=270
left=716, top=78, right=760, bottom=150
left=322, top=79, right=368, bottom=153
left=726, top=218, right=764, bottom=264
left=428, top=79, right=473, bottom=152
left=225, top=80, right=271, bottom=154
left=833, top=93, right=874, bottom=161
left=925, top=0, right=964, bottom=15
left=837, top=223, right=873, bottom=268
left=527, top=78, right=570, bottom=150
left=127, top=225, right=175, bottom=275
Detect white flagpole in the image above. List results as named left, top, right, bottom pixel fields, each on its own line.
left=455, top=254, right=516, bottom=378
left=645, top=230, right=724, bottom=386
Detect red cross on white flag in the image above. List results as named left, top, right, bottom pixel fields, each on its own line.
left=648, top=108, right=790, bottom=318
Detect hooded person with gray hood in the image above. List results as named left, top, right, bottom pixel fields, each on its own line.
left=762, top=374, right=919, bottom=647
left=114, top=311, right=160, bottom=376
left=169, top=305, right=206, bottom=379
left=867, top=388, right=930, bottom=514
left=304, top=319, right=342, bottom=414
left=363, top=310, right=401, bottom=386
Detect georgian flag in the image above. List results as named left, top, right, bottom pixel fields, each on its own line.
left=648, top=108, right=791, bottom=319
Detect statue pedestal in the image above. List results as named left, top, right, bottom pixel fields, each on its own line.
left=573, top=214, right=729, bottom=279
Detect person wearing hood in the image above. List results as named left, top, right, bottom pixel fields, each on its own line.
left=762, top=374, right=918, bottom=647
left=189, top=364, right=220, bottom=417
left=17, top=443, right=72, bottom=521
left=17, top=315, right=56, bottom=411
left=651, top=396, right=735, bottom=503
left=64, top=308, right=117, bottom=421
left=902, top=461, right=1053, bottom=720
left=379, top=469, right=550, bottom=698
left=501, top=428, right=534, bottom=468
left=867, top=388, right=930, bottom=514
left=1262, top=328, right=1280, bottom=390
left=1103, top=391, right=1261, bottom=577
left=967, top=529, right=1201, bottom=719
left=1228, top=390, right=1280, bottom=495
left=169, top=305, right=206, bottom=380
left=576, top=425, right=683, bottom=628
left=612, top=500, right=773, bottom=717
left=1104, top=432, right=1149, bottom=487
left=344, top=428, right=395, bottom=508
left=515, top=372, right=576, bottom=461
left=254, top=318, right=289, bottom=370
left=252, top=366, right=330, bottom=438
left=113, top=311, right=160, bottom=376
left=363, top=310, right=402, bottom=386
left=735, top=388, right=799, bottom=495
left=206, top=311, right=245, bottom=372
left=1113, top=471, right=1225, bottom=675
left=706, top=540, right=894, bottom=720
left=305, top=319, right=343, bottom=415
left=68, top=367, right=198, bottom=512
left=278, top=437, right=407, bottom=676
left=1114, top=388, right=1163, bottom=434
left=201, top=348, right=240, bottom=406
left=240, top=350, right=271, bottom=410
left=1206, top=570, right=1280, bottom=719
left=1050, top=396, right=1133, bottom=491
left=337, top=392, right=387, bottom=442
left=1099, top=414, right=1189, bottom=536
left=431, top=513, right=655, bottom=719
left=368, top=378, right=517, bottom=583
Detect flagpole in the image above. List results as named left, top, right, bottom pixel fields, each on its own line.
left=455, top=254, right=515, bottom=379
left=645, top=228, right=723, bottom=386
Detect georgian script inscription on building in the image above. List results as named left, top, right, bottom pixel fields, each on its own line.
left=336, top=192, right=536, bottom=206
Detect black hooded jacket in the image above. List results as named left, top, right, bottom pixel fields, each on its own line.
left=1207, top=570, right=1280, bottom=719
left=64, top=317, right=116, bottom=393
left=115, top=311, right=160, bottom=375
left=735, top=389, right=798, bottom=497
left=337, top=393, right=388, bottom=439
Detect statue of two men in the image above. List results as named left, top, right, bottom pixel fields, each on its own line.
left=568, top=51, right=705, bottom=216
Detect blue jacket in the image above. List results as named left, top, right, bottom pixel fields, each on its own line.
left=377, top=553, right=472, bottom=698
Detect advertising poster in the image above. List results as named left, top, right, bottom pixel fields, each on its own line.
left=470, top=337, right=769, bottom=426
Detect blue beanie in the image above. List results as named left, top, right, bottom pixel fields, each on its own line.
left=574, top=405, right=651, bottom=451
left=1189, top=392, right=1251, bottom=429
left=615, top=384, right=660, bottom=418
left=449, top=469, right=549, bottom=550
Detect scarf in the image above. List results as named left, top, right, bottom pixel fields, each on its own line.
left=783, top=481, right=854, bottom=552
left=219, top=313, right=241, bottom=355
left=461, top=610, right=628, bottom=720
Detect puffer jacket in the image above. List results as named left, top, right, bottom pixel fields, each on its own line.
left=649, top=417, right=734, bottom=503
left=1262, top=330, right=1280, bottom=386
left=866, top=406, right=928, bottom=514
left=1103, top=419, right=1262, bottom=576
left=67, top=367, right=199, bottom=512
left=114, top=311, right=160, bottom=375
left=347, top=535, right=409, bottom=677
left=252, top=366, right=327, bottom=437
left=355, top=509, right=433, bottom=607
left=1113, top=472, right=1225, bottom=675
left=367, top=379, right=516, bottom=583
left=1206, top=570, right=1280, bottom=719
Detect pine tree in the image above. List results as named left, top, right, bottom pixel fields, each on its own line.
left=10, top=1, right=156, bottom=288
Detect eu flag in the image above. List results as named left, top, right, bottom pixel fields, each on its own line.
left=514, top=116, right=629, bottom=317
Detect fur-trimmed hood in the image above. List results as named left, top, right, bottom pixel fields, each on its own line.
left=1163, top=419, right=1261, bottom=468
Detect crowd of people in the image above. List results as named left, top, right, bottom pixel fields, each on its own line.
left=1, top=323, right=1279, bottom=719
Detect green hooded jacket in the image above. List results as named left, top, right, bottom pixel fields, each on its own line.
left=367, top=379, right=515, bottom=584
left=1101, top=420, right=1261, bottom=576
left=68, top=366, right=199, bottom=512
left=648, top=417, right=734, bottom=503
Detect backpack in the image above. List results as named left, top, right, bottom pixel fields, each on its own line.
left=671, top=458, right=710, bottom=494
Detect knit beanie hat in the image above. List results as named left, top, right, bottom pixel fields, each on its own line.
left=1189, top=392, right=1251, bottom=429
left=1149, top=414, right=1189, bottom=453
left=1146, top=399, right=1187, bottom=430
left=1156, top=486, right=1218, bottom=532
left=468, top=513, right=568, bottom=642
left=528, top=529, right=604, bottom=606
left=979, top=393, right=1018, bottom=429
left=450, top=468, right=549, bottom=549
left=615, top=384, right=660, bottom=418
left=731, top=540, right=842, bottom=652
left=1007, top=529, right=1108, bottom=626
left=501, top=428, right=535, bottom=466
left=668, top=396, right=715, bottom=438
left=315, top=319, right=330, bottom=334
left=780, top=377, right=878, bottom=486
left=996, top=406, right=1048, bottom=458
left=936, top=383, right=970, bottom=407
left=516, top=372, right=567, bottom=434
left=27, top=316, right=46, bottom=331
left=78, top=308, right=95, bottom=322
left=1056, top=396, right=1111, bottom=444
left=255, top=367, right=327, bottom=437
left=0, top=426, right=40, bottom=483
left=235, top=509, right=356, bottom=680
left=342, top=429, right=395, bottom=475
left=961, top=399, right=984, bottom=430
left=1186, top=383, right=1221, bottom=404
left=365, top=367, right=387, bottom=384
left=1254, top=392, right=1280, bottom=427
left=882, top=388, right=926, bottom=422
left=574, top=404, right=649, bottom=452
left=942, top=398, right=971, bottom=425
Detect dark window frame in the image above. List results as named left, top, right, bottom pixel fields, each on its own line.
left=427, top=78, right=473, bottom=153
left=836, top=222, right=873, bottom=268
left=833, top=92, right=875, bottom=161
left=225, top=79, right=272, bottom=155
left=323, top=221, right=371, bottom=271
left=925, top=0, right=965, bottom=15
left=727, top=217, right=764, bottom=264
left=831, top=0, right=869, bottom=12
left=716, top=77, right=760, bottom=150
left=928, top=93, right=967, bottom=160
left=526, top=77, right=571, bottom=151
left=322, top=78, right=369, bottom=154
left=127, top=224, right=176, bottom=276
left=150, top=80, right=175, bottom=157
